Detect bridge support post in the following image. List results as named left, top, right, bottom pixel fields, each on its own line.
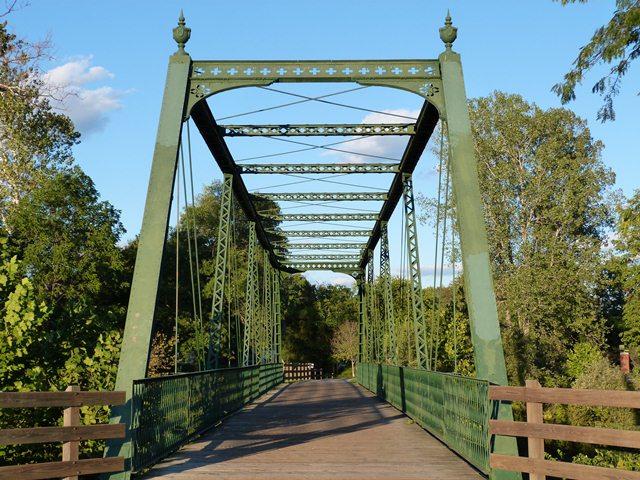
left=207, top=173, right=234, bottom=369
left=357, top=274, right=367, bottom=364
left=439, top=33, right=521, bottom=480
left=243, top=222, right=258, bottom=366
left=380, top=222, right=397, bottom=364
left=402, top=174, right=430, bottom=370
left=104, top=42, right=192, bottom=479
left=273, top=271, right=282, bottom=363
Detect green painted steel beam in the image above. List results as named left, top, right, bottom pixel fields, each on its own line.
left=265, top=213, right=378, bottom=222
left=282, top=261, right=360, bottom=271
left=281, top=254, right=361, bottom=261
left=255, top=192, right=387, bottom=202
left=438, top=16, right=520, bottom=478
left=192, top=60, right=440, bottom=82
left=105, top=35, right=192, bottom=480
left=207, top=173, right=233, bottom=369
left=274, top=229, right=372, bottom=237
left=285, top=242, right=366, bottom=250
left=380, top=222, right=397, bottom=364
left=242, top=222, right=258, bottom=367
left=403, top=174, right=430, bottom=370
left=219, top=123, right=415, bottom=137
left=240, top=163, right=399, bottom=174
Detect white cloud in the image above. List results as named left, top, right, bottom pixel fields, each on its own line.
left=42, top=56, right=127, bottom=136
left=323, top=109, right=420, bottom=164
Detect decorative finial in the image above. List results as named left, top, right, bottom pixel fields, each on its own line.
left=172, top=10, right=191, bottom=54
left=439, top=10, right=457, bottom=51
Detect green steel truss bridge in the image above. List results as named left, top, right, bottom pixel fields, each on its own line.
left=101, top=12, right=526, bottom=480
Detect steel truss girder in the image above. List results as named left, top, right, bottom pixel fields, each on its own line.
left=240, top=163, right=399, bottom=174
left=262, top=250, right=273, bottom=364
left=243, top=222, right=259, bottom=367
left=366, top=249, right=377, bottom=363
left=282, top=261, right=360, bottom=271
left=255, top=192, right=387, bottom=202
left=207, top=174, right=233, bottom=369
left=285, top=243, right=365, bottom=250
left=266, top=213, right=378, bottom=222
left=220, top=123, right=415, bottom=137
left=403, top=174, right=429, bottom=370
left=281, top=254, right=361, bottom=261
left=275, top=230, right=372, bottom=238
left=380, top=222, right=397, bottom=364
left=273, top=272, right=282, bottom=363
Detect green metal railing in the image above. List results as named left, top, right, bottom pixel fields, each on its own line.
left=357, top=362, right=492, bottom=474
left=130, top=363, right=283, bottom=472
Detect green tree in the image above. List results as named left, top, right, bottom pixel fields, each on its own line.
left=615, top=190, right=640, bottom=357
left=6, top=168, right=125, bottom=311
left=553, top=0, right=640, bottom=121
left=331, top=320, right=358, bottom=377
left=0, top=21, right=79, bottom=228
left=468, top=92, right=615, bottom=384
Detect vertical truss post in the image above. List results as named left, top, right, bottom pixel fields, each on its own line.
left=105, top=44, right=191, bottom=478
left=357, top=274, right=367, bottom=363
left=366, top=249, right=380, bottom=363
left=403, top=173, right=430, bottom=370
left=380, top=222, right=397, bottom=365
left=207, top=173, right=233, bottom=369
left=273, top=271, right=282, bottom=363
left=243, top=222, right=258, bottom=367
left=439, top=31, right=520, bottom=478
left=263, top=250, right=273, bottom=363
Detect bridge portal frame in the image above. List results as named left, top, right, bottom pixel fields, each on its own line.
left=106, top=12, right=518, bottom=480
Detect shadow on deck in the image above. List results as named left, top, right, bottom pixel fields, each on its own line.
left=141, top=379, right=485, bottom=480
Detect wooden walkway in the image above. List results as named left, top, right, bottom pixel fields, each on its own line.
left=142, top=379, right=485, bottom=480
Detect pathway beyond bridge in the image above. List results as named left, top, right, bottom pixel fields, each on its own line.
left=143, top=379, right=483, bottom=480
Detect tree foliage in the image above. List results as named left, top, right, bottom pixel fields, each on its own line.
left=553, top=0, right=640, bottom=121
left=331, top=320, right=358, bottom=377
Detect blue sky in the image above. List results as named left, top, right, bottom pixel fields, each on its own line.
left=7, top=0, right=639, bottom=286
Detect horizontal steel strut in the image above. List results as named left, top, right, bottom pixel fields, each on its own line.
left=219, top=123, right=416, bottom=136
left=272, top=230, right=373, bottom=237
left=263, top=213, right=379, bottom=222
left=240, top=163, right=399, bottom=174
left=280, top=254, right=362, bottom=261
left=284, top=243, right=366, bottom=250
left=255, top=192, right=388, bottom=202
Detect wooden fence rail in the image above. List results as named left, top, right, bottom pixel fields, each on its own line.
left=0, top=386, right=126, bottom=480
left=283, top=362, right=323, bottom=382
left=489, top=380, right=640, bottom=480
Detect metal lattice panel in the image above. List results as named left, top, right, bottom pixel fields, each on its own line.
left=255, top=192, right=387, bottom=202
left=281, top=254, right=362, bottom=261
left=285, top=243, right=366, bottom=250
left=240, top=163, right=399, bottom=174
left=274, top=230, right=372, bottom=238
left=265, top=213, right=378, bottom=222
left=220, top=123, right=415, bottom=137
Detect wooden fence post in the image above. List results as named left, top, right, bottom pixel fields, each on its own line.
left=63, top=385, right=80, bottom=480
left=525, top=380, right=544, bottom=480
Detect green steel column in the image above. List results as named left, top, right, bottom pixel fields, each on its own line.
left=104, top=15, right=191, bottom=480
left=207, top=173, right=233, bottom=369
left=274, top=271, right=282, bottom=362
left=263, top=250, right=273, bottom=363
left=105, top=16, right=191, bottom=479
left=380, top=222, right=397, bottom=364
left=243, top=222, right=258, bottom=366
left=438, top=14, right=520, bottom=480
left=357, top=275, right=367, bottom=363
left=366, top=250, right=375, bottom=362
left=402, top=174, right=430, bottom=370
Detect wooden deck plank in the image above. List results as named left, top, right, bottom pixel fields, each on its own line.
left=142, top=379, right=485, bottom=480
